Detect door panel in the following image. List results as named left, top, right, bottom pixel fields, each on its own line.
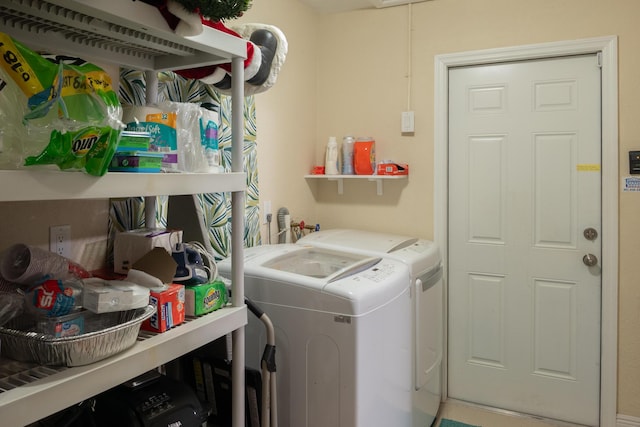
left=448, top=55, right=601, bottom=426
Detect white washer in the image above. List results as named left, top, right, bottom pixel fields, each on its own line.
left=218, top=244, right=413, bottom=427
left=297, top=229, right=443, bottom=427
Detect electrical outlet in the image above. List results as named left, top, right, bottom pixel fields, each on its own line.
left=263, top=200, right=272, bottom=224
left=50, top=225, right=71, bottom=258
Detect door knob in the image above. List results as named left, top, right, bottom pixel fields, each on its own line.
left=583, top=253, right=598, bottom=267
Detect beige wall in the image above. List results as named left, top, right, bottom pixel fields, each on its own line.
left=233, top=0, right=320, bottom=243
left=237, top=0, right=640, bottom=418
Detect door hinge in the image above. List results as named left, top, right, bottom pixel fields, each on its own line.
left=597, top=52, right=603, bottom=68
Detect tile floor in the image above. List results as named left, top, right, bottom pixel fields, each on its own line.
left=435, top=399, right=587, bottom=427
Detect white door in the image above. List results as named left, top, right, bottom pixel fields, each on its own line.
left=448, top=55, right=601, bottom=426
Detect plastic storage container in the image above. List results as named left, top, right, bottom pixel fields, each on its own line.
left=37, top=311, right=85, bottom=337
left=354, top=137, right=375, bottom=175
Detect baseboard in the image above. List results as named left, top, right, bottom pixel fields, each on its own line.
left=618, top=414, right=640, bottom=427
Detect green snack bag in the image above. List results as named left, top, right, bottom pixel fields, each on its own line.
left=24, top=126, right=120, bottom=176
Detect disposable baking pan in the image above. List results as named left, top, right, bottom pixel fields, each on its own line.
left=0, top=305, right=155, bottom=367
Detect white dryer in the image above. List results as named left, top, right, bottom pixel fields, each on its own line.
left=218, top=244, right=413, bottom=427
left=297, top=229, right=443, bottom=427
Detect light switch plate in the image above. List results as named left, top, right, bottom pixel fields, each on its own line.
left=401, top=111, right=415, bottom=133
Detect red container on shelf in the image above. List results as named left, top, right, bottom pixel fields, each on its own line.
left=353, top=138, right=375, bottom=175
left=311, top=165, right=325, bottom=175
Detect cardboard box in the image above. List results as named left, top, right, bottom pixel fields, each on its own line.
left=376, top=162, right=409, bottom=176
left=132, top=247, right=179, bottom=285
left=114, top=228, right=182, bottom=274
left=142, top=283, right=185, bottom=333
left=109, top=151, right=163, bottom=173
left=116, top=131, right=151, bottom=152
left=185, top=281, right=228, bottom=317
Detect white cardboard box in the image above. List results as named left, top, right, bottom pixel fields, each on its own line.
left=114, top=228, right=182, bottom=274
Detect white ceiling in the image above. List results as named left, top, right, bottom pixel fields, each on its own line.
left=299, top=0, right=429, bottom=14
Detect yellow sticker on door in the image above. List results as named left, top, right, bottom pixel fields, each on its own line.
left=577, top=164, right=601, bottom=171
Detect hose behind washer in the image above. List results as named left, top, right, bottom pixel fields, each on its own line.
left=277, top=207, right=289, bottom=244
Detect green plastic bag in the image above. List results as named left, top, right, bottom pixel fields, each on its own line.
left=0, top=31, right=123, bottom=176
left=24, top=126, right=120, bottom=177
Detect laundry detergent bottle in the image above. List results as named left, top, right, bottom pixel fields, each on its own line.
left=324, top=136, right=340, bottom=175
left=342, top=136, right=355, bottom=175
left=354, top=137, right=375, bottom=175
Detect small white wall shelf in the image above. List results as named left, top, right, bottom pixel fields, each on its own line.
left=304, top=174, right=407, bottom=196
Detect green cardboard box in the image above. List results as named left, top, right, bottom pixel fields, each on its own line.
left=185, top=280, right=228, bottom=317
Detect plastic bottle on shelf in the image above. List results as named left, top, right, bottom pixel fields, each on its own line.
left=342, top=135, right=355, bottom=175
left=354, top=137, right=376, bottom=175
left=200, top=104, right=221, bottom=173
left=324, top=136, right=340, bottom=175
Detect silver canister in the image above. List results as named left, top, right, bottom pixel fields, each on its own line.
left=342, top=136, right=355, bottom=175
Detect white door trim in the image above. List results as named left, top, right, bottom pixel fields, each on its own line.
left=434, top=36, right=619, bottom=427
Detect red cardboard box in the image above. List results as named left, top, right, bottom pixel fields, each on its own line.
left=142, top=283, right=185, bottom=333
left=376, top=162, right=409, bottom=176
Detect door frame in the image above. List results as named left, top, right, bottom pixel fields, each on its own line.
left=434, top=36, right=619, bottom=426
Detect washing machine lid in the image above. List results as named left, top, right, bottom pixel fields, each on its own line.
left=261, top=246, right=381, bottom=283
left=217, top=245, right=410, bottom=315
left=299, top=228, right=417, bottom=252
left=297, top=229, right=441, bottom=276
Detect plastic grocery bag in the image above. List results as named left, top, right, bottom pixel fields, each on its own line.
left=0, top=32, right=123, bottom=176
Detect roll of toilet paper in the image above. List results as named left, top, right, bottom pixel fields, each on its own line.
left=122, top=105, right=179, bottom=171
left=121, top=105, right=163, bottom=125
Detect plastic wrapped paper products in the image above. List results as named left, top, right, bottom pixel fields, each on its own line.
left=0, top=32, right=123, bottom=176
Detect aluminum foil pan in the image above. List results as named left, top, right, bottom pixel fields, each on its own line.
left=0, top=305, right=155, bottom=367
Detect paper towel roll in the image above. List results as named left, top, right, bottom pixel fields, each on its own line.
left=122, top=105, right=163, bottom=125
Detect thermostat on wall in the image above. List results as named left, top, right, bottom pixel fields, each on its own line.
left=629, top=151, right=640, bottom=174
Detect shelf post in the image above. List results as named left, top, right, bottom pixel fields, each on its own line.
left=144, top=70, right=160, bottom=228
left=230, top=56, right=246, bottom=427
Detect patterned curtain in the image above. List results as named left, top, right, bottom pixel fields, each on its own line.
left=108, top=70, right=260, bottom=262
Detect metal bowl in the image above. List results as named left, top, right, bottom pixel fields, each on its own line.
left=0, top=305, right=155, bottom=367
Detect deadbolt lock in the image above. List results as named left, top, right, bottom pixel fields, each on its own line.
left=583, top=227, right=598, bottom=241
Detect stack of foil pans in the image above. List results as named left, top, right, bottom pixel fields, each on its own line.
left=0, top=305, right=155, bottom=367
